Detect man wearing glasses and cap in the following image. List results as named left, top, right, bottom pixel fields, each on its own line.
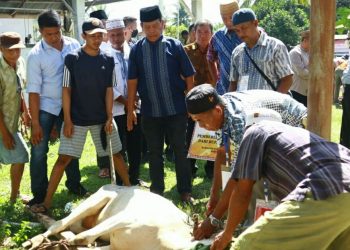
left=127, top=5, right=195, bottom=202
left=0, top=32, right=30, bottom=202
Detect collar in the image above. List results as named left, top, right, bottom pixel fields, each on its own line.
left=0, top=56, right=19, bottom=71
left=146, top=34, right=164, bottom=44
left=41, top=37, right=65, bottom=51
left=255, top=30, right=268, bottom=47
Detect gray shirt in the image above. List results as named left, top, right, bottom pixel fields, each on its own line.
left=289, top=45, right=309, bottom=96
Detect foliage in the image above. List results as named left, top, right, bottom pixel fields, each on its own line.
left=336, top=7, right=350, bottom=34
left=337, top=0, right=350, bottom=9
left=164, top=23, right=188, bottom=40
left=253, top=0, right=309, bottom=47
left=170, top=2, right=192, bottom=28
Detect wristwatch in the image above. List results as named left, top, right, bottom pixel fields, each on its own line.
left=209, top=214, right=221, bottom=228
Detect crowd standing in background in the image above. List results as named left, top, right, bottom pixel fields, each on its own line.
left=1, top=1, right=350, bottom=249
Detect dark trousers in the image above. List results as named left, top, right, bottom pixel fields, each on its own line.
left=114, top=114, right=142, bottom=185
left=30, top=110, right=81, bottom=203
left=291, top=90, right=307, bottom=107
left=340, top=85, right=350, bottom=148
left=141, top=114, right=191, bottom=195
left=186, top=117, right=214, bottom=178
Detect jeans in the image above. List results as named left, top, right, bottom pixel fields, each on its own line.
left=142, top=114, right=191, bottom=195
left=29, top=110, right=81, bottom=203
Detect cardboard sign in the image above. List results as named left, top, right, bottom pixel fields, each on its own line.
left=187, top=122, right=220, bottom=161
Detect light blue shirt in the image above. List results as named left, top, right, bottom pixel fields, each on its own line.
left=26, top=36, right=80, bottom=115
left=342, top=60, right=350, bottom=85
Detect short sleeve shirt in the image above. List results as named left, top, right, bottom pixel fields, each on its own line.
left=128, top=35, right=195, bottom=117
left=0, top=56, right=26, bottom=134
left=232, top=121, right=350, bottom=202
left=207, top=27, right=241, bottom=95
left=220, top=90, right=308, bottom=167
left=63, top=48, right=116, bottom=126
left=230, top=31, right=293, bottom=91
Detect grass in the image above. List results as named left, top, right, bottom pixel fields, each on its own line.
left=0, top=104, right=345, bottom=248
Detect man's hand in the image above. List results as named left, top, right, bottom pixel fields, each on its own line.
left=31, top=123, right=43, bottom=145
left=210, top=230, right=232, bottom=250
left=206, top=194, right=219, bottom=216
left=193, top=217, right=215, bottom=240
left=127, top=110, right=137, bottom=131
left=104, top=117, right=113, bottom=135
left=63, top=120, right=74, bottom=138
left=2, top=130, right=15, bottom=150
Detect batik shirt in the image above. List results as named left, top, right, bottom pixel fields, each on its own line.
left=230, top=31, right=293, bottom=91
left=207, top=27, right=241, bottom=95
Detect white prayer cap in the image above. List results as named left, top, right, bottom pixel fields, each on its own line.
left=106, top=19, right=125, bottom=31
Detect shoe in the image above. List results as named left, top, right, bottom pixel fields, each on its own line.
left=180, top=192, right=194, bottom=204
left=68, top=184, right=89, bottom=197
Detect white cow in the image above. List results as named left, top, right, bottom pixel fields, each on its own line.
left=30, top=185, right=211, bottom=250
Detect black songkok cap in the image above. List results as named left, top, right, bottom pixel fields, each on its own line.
left=90, top=10, right=108, bottom=20
left=186, top=84, right=224, bottom=114
left=140, top=5, right=162, bottom=22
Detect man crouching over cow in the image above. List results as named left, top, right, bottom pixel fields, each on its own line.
left=30, top=18, right=130, bottom=213
left=210, top=121, right=350, bottom=250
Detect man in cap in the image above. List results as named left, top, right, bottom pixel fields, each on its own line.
left=184, top=19, right=215, bottom=178
left=127, top=5, right=195, bottom=202
left=229, top=8, right=293, bottom=93
left=30, top=18, right=131, bottom=213
left=187, top=84, right=307, bottom=240
left=209, top=121, right=350, bottom=250
left=105, top=18, right=143, bottom=185
left=0, top=32, right=30, bottom=202
left=26, top=10, right=85, bottom=208
left=90, top=9, right=108, bottom=26
left=207, top=0, right=241, bottom=95
left=289, top=30, right=310, bottom=107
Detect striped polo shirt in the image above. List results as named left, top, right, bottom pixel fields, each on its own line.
left=232, top=121, right=350, bottom=201
left=230, top=31, right=293, bottom=91
left=207, top=27, right=242, bottom=95
left=128, top=35, right=195, bottom=117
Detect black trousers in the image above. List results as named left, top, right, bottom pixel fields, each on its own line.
left=340, top=85, right=350, bottom=148
left=141, top=114, right=191, bottom=195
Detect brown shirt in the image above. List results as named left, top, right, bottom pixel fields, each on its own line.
left=184, top=42, right=214, bottom=86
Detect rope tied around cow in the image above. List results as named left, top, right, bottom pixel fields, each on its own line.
left=36, top=239, right=70, bottom=250
left=23, top=234, right=70, bottom=250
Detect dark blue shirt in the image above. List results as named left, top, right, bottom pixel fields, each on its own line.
left=128, top=35, right=195, bottom=117
left=63, top=48, right=116, bottom=126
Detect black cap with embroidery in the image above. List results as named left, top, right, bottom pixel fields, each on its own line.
left=90, top=10, right=108, bottom=20
left=82, top=18, right=107, bottom=34
left=186, top=84, right=224, bottom=114
left=140, top=5, right=162, bottom=22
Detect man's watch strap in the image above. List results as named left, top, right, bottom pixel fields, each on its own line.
left=209, top=214, right=222, bottom=228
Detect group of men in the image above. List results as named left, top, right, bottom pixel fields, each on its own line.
left=1, top=0, right=350, bottom=249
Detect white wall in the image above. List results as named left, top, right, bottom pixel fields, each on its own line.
left=0, top=18, right=36, bottom=42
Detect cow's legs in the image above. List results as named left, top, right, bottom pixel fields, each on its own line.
left=44, top=193, right=112, bottom=237
left=69, top=212, right=133, bottom=246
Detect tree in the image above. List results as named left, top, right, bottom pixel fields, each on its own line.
left=252, top=0, right=309, bottom=47
left=336, top=7, right=350, bottom=34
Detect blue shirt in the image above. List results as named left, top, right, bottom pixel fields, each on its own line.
left=26, top=36, right=80, bottom=116
left=63, top=48, right=116, bottom=126
left=232, top=121, right=350, bottom=201
left=207, top=27, right=241, bottom=95
left=128, top=35, right=195, bottom=117
left=220, top=90, right=307, bottom=166
left=230, top=31, right=293, bottom=91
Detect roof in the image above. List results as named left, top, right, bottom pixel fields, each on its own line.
left=0, top=0, right=126, bottom=18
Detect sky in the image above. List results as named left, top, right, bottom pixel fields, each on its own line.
left=105, top=0, right=224, bottom=26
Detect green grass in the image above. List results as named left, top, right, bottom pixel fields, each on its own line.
left=0, top=105, right=345, bottom=247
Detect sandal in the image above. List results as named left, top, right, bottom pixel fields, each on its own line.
left=28, top=204, right=49, bottom=214
left=98, top=168, right=110, bottom=178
